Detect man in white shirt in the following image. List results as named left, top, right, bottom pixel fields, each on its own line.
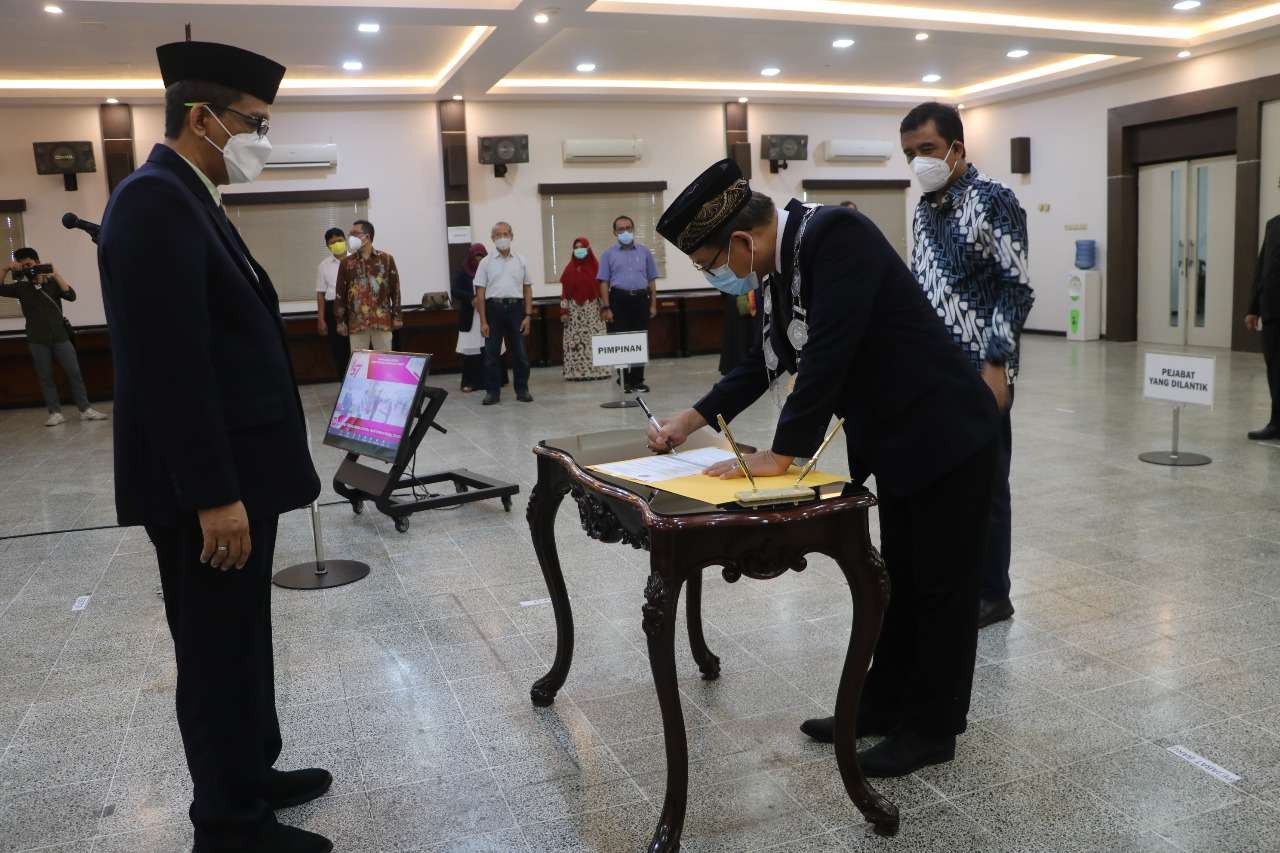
left=315, top=227, right=349, bottom=377
left=473, top=221, right=534, bottom=405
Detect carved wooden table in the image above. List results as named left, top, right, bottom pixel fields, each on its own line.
left=525, top=428, right=899, bottom=852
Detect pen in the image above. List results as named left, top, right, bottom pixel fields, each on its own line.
left=716, top=414, right=758, bottom=492
left=792, top=417, right=845, bottom=487
left=635, top=395, right=677, bottom=454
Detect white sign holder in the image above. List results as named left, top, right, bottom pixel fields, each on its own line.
left=592, top=332, right=649, bottom=410
left=1139, top=352, right=1214, bottom=467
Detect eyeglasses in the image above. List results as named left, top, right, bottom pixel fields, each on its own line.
left=185, top=102, right=271, bottom=139
left=691, top=244, right=728, bottom=273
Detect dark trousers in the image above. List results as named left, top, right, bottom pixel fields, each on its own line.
left=147, top=515, right=282, bottom=847
left=982, top=391, right=1014, bottom=602
left=461, top=353, right=485, bottom=390
left=1264, top=321, right=1280, bottom=425
left=607, top=288, right=651, bottom=387
left=323, top=300, right=350, bottom=379
left=484, top=299, right=530, bottom=396
left=862, top=443, right=996, bottom=737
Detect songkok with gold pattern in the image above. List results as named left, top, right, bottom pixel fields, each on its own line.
left=656, top=159, right=752, bottom=254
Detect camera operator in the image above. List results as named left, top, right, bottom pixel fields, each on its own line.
left=1, top=248, right=107, bottom=426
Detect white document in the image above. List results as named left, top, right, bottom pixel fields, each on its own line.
left=592, top=447, right=735, bottom=483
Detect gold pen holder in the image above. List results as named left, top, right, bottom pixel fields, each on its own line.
left=733, top=485, right=818, bottom=507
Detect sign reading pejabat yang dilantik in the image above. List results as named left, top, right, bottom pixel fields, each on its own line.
left=1143, top=352, right=1215, bottom=408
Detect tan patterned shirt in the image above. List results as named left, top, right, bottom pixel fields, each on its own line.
left=335, top=249, right=401, bottom=334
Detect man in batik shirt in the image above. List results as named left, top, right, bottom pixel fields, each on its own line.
left=335, top=218, right=401, bottom=352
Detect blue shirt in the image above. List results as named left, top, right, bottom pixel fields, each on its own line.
left=597, top=243, right=658, bottom=292
left=911, top=164, right=1035, bottom=379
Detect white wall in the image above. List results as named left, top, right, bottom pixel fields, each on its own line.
left=0, top=105, right=113, bottom=332
left=964, top=36, right=1280, bottom=335
left=465, top=101, right=725, bottom=298
left=0, top=101, right=448, bottom=330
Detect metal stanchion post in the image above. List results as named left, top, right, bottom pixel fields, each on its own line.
left=601, top=366, right=640, bottom=410
left=1139, top=404, right=1211, bottom=467
left=273, top=409, right=372, bottom=589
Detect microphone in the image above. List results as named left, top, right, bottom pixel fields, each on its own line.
left=62, top=212, right=101, bottom=242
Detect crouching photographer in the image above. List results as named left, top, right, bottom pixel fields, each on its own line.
left=2, top=248, right=107, bottom=426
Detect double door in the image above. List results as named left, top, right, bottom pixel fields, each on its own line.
left=1137, top=156, right=1236, bottom=348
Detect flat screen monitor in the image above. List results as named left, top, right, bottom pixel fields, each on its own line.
left=325, top=350, right=429, bottom=462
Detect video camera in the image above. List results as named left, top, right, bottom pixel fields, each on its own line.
left=11, top=263, right=53, bottom=282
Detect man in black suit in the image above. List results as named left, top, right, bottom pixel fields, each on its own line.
left=1246, top=213, right=1280, bottom=440
left=98, top=41, right=331, bottom=853
left=648, top=160, right=999, bottom=777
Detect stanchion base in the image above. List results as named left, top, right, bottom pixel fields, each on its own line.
left=601, top=400, right=641, bottom=409
left=272, top=560, right=371, bottom=590
left=1139, top=451, right=1211, bottom=467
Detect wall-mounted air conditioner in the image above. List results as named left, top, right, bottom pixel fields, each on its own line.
left=562, top=138, right=643, bottom=163
left=264, top=143, right=339, bottom=169
left=824, top=139, right=893, bottom=162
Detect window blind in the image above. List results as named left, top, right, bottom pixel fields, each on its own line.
left=801, top=188, right=909, bottom=262
left=539, top=190, right=666, bottom=284
left=226, top=199, right=368, bottom=306
left=0, top=213, right=26, bottom=319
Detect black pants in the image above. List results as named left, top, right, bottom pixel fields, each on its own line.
left=1264, top=321, right=1280, bottom=426
left=323, top=300, right=350, bottom=378
left=148, top=515, right=282, bottom=847
left=461, top=353, right=485, bottom=390
left=607, top=288, right=651, bottom=387
left=484, top=299, right=530, bottom=396
left=862, top=443, right=996, bottom=737
left=981, top=389, right=1013, bottom=602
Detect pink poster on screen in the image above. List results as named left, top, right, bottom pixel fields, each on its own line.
left=327, top=351, right=426, bottom=454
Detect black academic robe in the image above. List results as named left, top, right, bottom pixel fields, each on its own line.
left=98, top=144, right=320, bottom=526
left=1250, top=214, right=1280, bottom=320
left=694, top=199, right=998, bottom=498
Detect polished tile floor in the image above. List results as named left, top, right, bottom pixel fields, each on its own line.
left=4, top=337, right=1280, bottom=852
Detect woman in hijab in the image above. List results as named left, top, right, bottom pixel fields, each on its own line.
left=453, top=242, right=488, bottom=392
left=559, top=236, right=611, bottom=381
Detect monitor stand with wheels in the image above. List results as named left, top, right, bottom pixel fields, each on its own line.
left=333, top=385, right=519, bottom=533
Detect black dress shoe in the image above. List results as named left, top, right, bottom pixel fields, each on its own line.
left=195, top=823, right=333, bottom=853
left=265, top=767, right=332, bottom=810
left=857, top=729, right=956, bottom=778
left=978, top=597, right=1015, bottom=629
left=633, top=383, right=651, bottom=393
left=482, top=394, right=500, bottom=406
left=517, top=392, right=534, bottom=403
left=1248, top=424, right=1280, bottom=440
left=800, top=708, right=901, bottom=743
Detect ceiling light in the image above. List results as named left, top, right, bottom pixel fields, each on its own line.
left=534, top=12, right=550, bottom=24
left=452, top=94, right=463, bottom=100
left=761, top=67, right=782, bottom=77
left=105, top=97, right=119, bottom=104
left=342, top=60, right=363, bottom=72
left=44, top=5, right=63, bottom=14
left=915, top=32, right=929, bottom=41
left=738, top=96, right=749, bottom=103
left=1007, top=49, right=1029, bottom=58
left=922, top=73, right=942, bottom=83
left=832, top=38, right=855, bottom=49
left=1173, top=1, right=1201, bottom=9
left=576, top=62, right=596, bottom=73
left=1178, top=49, right=1193, bottom=58
left=357, top=22, right=380, bottom=34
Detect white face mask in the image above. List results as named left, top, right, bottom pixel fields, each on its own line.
left=346, top=235, right=363, bottom=254
left=910, top=141, right=959, bottom=193
left=494, top=237, right=512, bottom=252
left=203, top=106, right=272, bottom=184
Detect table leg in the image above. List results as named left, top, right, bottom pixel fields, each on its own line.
left=684, top=570, right=720, bottom=681
left=528, top=456, right=574, bottom=707
left=642, top=566, right=688, bottom=853
left=833, top=538, right=900, bottom=836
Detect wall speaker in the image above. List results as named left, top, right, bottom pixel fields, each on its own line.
left=1011, top=137, right=1031, bottom=174
left=445, top=143, right=468, bottom=188
left=478, top=135, right=529, bottom=178
left=33, top=141, right=97, bottom=191
left=760, top=134, right=807, bottom=174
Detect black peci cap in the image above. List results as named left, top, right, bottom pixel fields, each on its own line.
left=156, top=41, right=287, bottom=104
left=656, top=159, right=753, bottom=254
